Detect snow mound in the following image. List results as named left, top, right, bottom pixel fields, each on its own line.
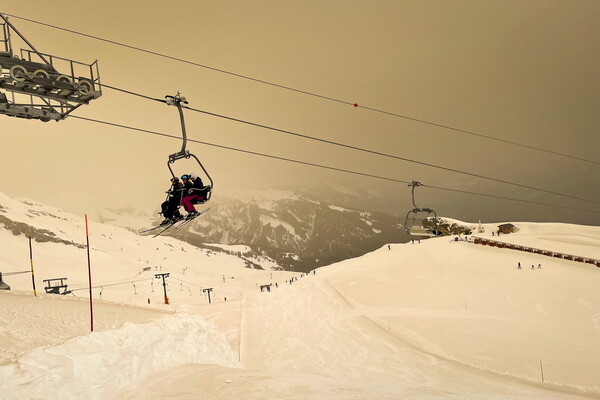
left=0, top=313, right=239, bottom=400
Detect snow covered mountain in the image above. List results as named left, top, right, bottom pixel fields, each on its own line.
left=0, top=191, right=299, bottom=307
left=1, top=190, right=600, bottom=399
left=163, top=190, right=410, bottom=272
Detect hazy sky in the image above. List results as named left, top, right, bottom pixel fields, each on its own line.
left=0, top=1, right=598, bottom=225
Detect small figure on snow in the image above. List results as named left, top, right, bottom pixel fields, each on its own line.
left=518, top=262, right=521, bottom=269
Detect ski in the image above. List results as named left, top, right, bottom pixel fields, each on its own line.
left=138, top=224, right=169, bottom=234
left=173, top=207, right=211, bottom=231
left=151, top=219, right=181, bottom=238
left=139, top=215, right=186, bottom=234
left=152, top=208, right=210, bottom=238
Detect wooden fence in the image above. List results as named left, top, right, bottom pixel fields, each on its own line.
left=472, top=237, right=600, bottom=268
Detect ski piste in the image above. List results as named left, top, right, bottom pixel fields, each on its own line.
left=152, top=207, right=211, bottom=238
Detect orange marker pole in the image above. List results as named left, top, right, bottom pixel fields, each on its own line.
left=85, top=214, right=94, bottom=332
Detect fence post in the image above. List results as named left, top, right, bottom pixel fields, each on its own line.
left=85, top=215, right=93, bottom=332
left=28, top=237, right=37, bottom=297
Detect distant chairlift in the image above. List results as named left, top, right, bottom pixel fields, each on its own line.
left=404, top=181, right=439, bottom=238
left=0, top=13, right=102, bottom=122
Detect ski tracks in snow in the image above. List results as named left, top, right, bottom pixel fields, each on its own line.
left=0, top=313, right=239, bottom=400
left=241, top=278, right=439, bottom=397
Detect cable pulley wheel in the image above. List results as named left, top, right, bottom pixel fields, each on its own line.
left=77, top=79, right=94, bottom=95
left=56, top=74, right=73, bottom=85
left=9, top=65, right=27, bottom=81
left=33, top=69, right=50, bottom=79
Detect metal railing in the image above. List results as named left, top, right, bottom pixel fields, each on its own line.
left=19, top=48, right=102, bottom=91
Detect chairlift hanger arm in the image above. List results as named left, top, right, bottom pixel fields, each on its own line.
left=409, top=180, right=423, bottom=209
left=164, top=91, right=214, bottom=193
left=175, top=101, right=187, bottom=155
left=166, top=91, right=189, bottom=160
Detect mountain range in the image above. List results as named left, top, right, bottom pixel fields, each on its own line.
left=101, top=189, right=411, bottom=272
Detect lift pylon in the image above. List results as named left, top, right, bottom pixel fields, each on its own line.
left=0, top=13, right=102, bottom=122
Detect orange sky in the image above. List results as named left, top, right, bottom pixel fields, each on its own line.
left=0, top=1, right=598, bottom=224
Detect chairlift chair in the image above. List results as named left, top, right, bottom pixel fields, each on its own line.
left=165, top=92, right=213, bottom=206
left=403, top=181, right=438, bottom=237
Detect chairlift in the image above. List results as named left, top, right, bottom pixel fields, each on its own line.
left=165, top=91, right=213, bottom=203
left=404, top=181, right=438, bottom=237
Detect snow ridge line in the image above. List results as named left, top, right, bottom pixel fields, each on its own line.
left=0, top=313, right=240, bottom=400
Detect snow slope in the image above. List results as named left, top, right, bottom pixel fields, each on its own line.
left=478, top=222, right=600, bottom=260
left=0, top=192, right=599, bottom=399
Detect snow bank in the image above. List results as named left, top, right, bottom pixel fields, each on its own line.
left=0, top=313, right=239, bottom=400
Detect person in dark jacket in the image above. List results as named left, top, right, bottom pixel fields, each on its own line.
left=182, top=172, right=206, bottom=217
left=160, top=177, right=184, bottom=224
left=180, top=174, right=193, bottom=195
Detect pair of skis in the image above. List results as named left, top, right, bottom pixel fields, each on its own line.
left=139, top=208, right=210, bottom=238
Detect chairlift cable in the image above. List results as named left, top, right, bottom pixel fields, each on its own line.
left=70, top=115, right=409, bottom=184
left=68, top=115, right=600, bottom=215
left=69, top=277, right=152, bottom=292
left=4, top=13, right=599, bottom=167
left=2, top=270, right=30, bottom=276
left=100, top=83, right=600, bottom=205
left=183, top=103, right=600, bottom=205
left=170, top=276, right=203, bottom=289
left=101, top=83, right=164, bottom=103
left=2, top=13, right=352, bottom=106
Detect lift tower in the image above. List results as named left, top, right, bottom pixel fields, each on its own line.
left=0, top=13, right=102, bottom=122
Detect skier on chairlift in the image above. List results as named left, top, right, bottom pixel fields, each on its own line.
left=180, top=174, right=193, bottom=192
left=159, top=177, right=184, bottom=225
left=182, top=172, right=206, bottom=219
